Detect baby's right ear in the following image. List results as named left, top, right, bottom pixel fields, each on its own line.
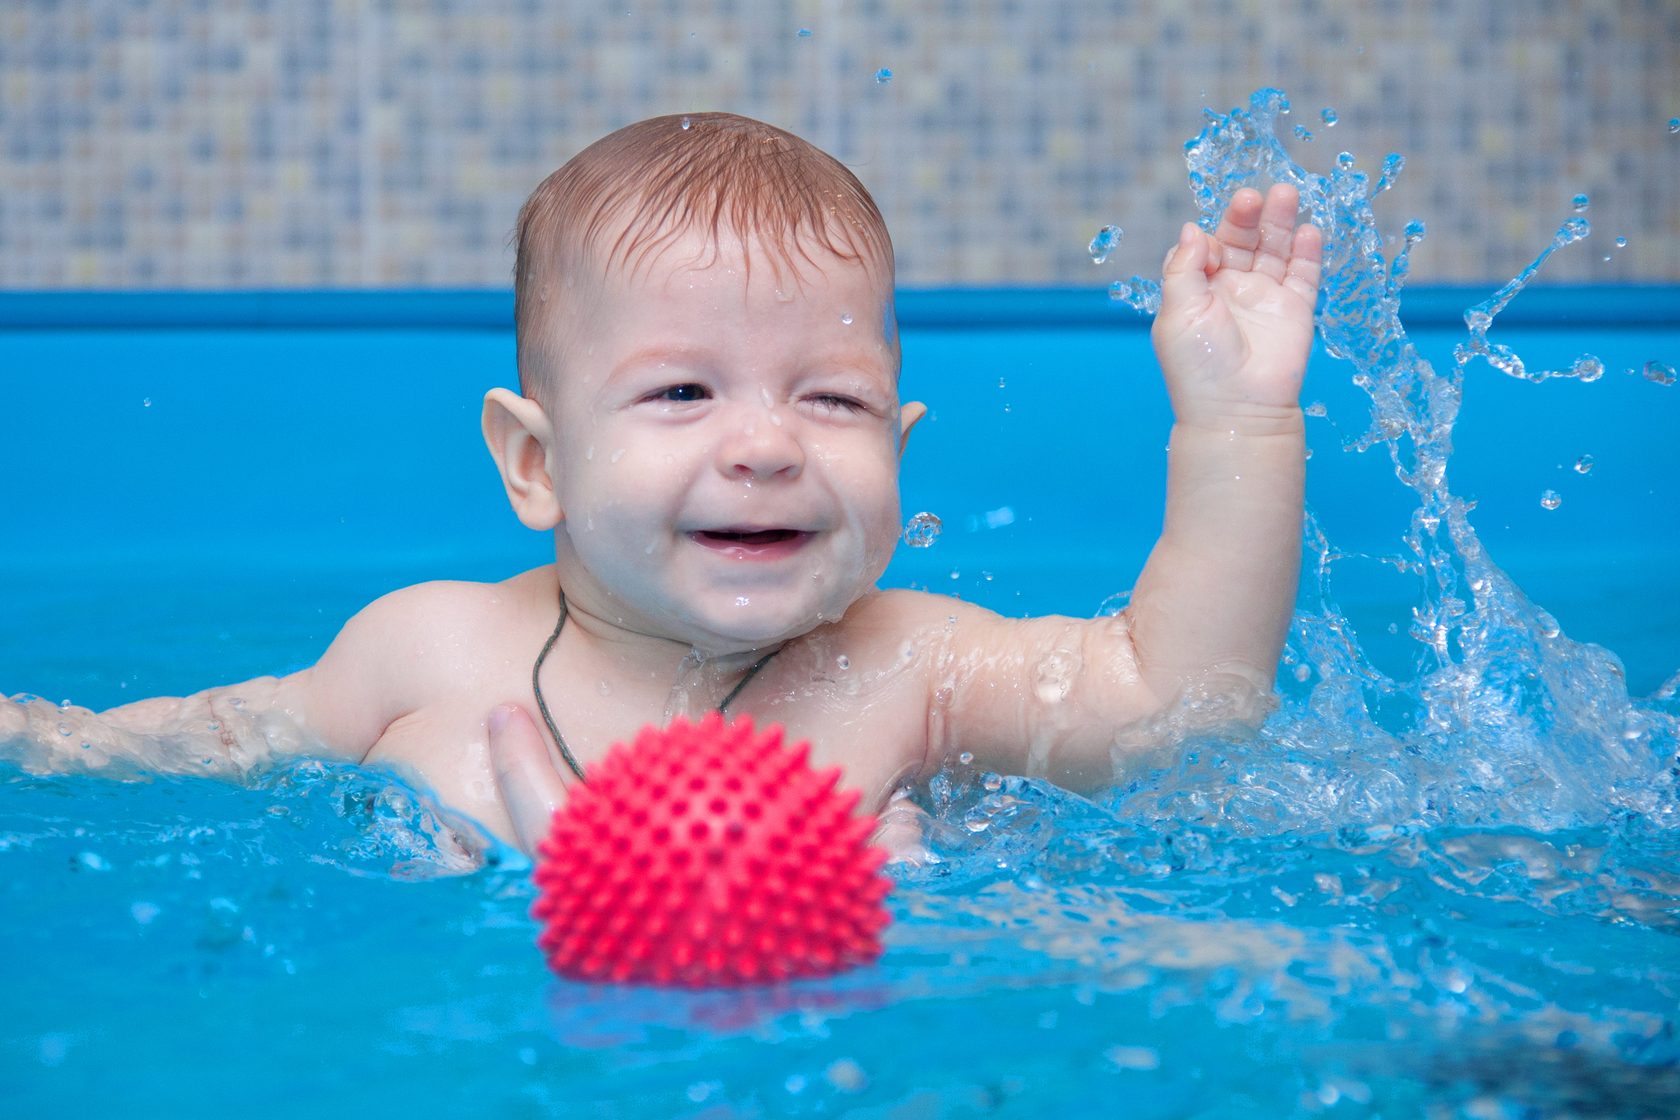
left=482, top=388, right=564, bottom=530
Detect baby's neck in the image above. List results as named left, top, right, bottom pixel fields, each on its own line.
left=554, top=595, right=785, bottom=701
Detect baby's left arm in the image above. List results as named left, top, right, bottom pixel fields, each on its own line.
left=921, top=186, right=1321, bottom=786
left=1130, top=183, right=1320, bottom=707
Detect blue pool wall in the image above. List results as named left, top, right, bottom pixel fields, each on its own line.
left=2, top=287, right=1677, bottom=699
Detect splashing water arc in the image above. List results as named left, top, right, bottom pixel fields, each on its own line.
left=1113, top=88, right=1675, bottom=835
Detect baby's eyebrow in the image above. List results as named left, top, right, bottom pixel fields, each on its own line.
left=608, top=344, right=715, bottom=380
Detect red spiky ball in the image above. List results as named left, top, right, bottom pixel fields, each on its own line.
left=531, top=712, right=892, bottom=987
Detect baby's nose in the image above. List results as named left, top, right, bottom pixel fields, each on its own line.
left=717, top=406, right=805, bottom=480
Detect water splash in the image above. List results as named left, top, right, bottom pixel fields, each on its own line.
left=1086, top=224, right=1122, bottom=264
left=903, top=511, right=942, bottom=548
left=1148, top=88, right=1677, bottom=836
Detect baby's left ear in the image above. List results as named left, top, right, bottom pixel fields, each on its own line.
left=898, top=401, right=927, bottom=457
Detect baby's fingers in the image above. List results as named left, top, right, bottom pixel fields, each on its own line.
left=1247, top=183, right=1305, bottom=282
left=489, top=702, right=571, bottom=856
left=1283, top=221, right=1324, bottom=304
left=1159, top=222, right=1215, bottom=310
left=1210, top=187, right=1265, bottom=273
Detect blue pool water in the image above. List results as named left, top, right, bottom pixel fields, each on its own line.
left=4, top=98, right=1680, bottom=1114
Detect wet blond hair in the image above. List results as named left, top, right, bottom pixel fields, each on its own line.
left=513, top=112, right=894, bottom=396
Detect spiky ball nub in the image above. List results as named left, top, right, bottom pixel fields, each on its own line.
left=532, top=712, right=892, bottom=987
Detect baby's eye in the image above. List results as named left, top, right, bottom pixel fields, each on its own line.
left=808, top=394, right=869, bottom=415
left=653, top=383, right=710, bottom=403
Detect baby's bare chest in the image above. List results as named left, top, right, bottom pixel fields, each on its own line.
left=362, top=646, right=932, bottom=846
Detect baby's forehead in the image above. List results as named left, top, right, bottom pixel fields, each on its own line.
left=593, top=214, right=891, bottom=297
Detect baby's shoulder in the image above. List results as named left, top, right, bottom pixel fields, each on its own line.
left=814, top=587, right=986, bottom=658
left=834, top=587, right=995, bottom=632
left=325, top=568, right=555, bottom=682
left=345, top=576, right=529, bottom=637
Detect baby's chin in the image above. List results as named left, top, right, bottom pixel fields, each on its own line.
left=674, top=590, right=864, bottom=655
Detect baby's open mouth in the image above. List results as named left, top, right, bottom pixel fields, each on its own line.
left=690, top=528, right=816, bottom=559
left=694, top=528, right=804, bottom=546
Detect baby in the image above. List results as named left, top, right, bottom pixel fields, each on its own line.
left=2, top=112, right=1320, bottom=858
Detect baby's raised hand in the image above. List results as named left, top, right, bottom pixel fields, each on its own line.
left=1151, top=184, right=1321, bottom=431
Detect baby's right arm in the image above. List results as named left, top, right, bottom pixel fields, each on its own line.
left=2, top=674, right=326, bottom=777
left=1, top=582, right=455, bottom=779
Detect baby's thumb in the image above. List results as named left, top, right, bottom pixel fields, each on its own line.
left=1158, top=222, right=1210, bottom=307
left=488, top=702, right=571, bottom=857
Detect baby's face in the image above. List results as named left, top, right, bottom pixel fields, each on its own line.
left=544, top=228, right=908, bottom=653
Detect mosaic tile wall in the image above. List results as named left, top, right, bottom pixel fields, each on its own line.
left=2, top=0, right=1675, bottom=289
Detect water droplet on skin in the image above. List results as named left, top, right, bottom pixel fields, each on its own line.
left=1571, top=193, right=1590, bottom=213
left=680, top=116, right=692, bottom=130
left=597, top=680, right=611, bottom=696
left=1034, top=650, right=1078, bottom=704
left=903, top=511, right=942, bottom=547
left=836, top=655, right=850, bottom=671
left=609, top=448, right=625, bottom=464
left=585, top=445, right=595, bottom=460
left=874, top=67, right=893, bottom=85
left=1087, top=225, right=1123, bottom=264
left=1539, top=489, right=1562, bottom=510
left=934, top=686, right=954, bottom=706
left=840, top=312, right=853, bottom=325
left=1320, top=108, right=1338, bottom=127
left=735, top=596, right=750, bottom=607
left=1573, top=454, right=1594, bottom=474
left=57, top=722, right=71, bottom=737
left=957, top=751, right=974, bottom=765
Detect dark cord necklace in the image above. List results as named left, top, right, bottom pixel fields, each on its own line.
left=530, top=592, right=780, bottom=783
